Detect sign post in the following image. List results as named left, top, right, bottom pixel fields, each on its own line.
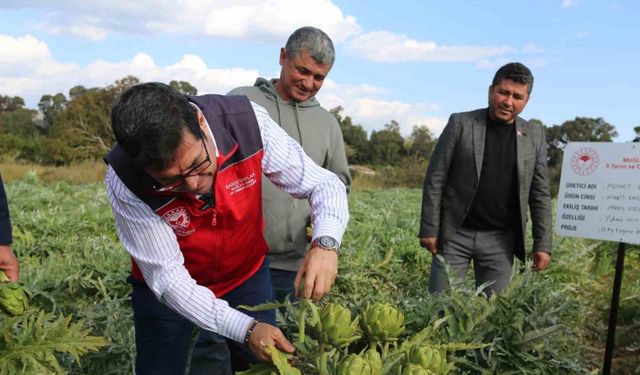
left=602, top=241, right=626, bottom=375
left=555, top=142, right=640, bottom=374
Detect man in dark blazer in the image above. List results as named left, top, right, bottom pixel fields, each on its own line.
left=419, top=62, right=552, bottom=295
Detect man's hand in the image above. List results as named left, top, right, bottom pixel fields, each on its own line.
left=294, top=246, right=338, bottom=302
left=247, top=322, right=295, bottom=362
left=0, top=245, right=19, bottom=281
left=531, top=251, right=551, bottom=272
left=419, top=237, right=439, bottom=255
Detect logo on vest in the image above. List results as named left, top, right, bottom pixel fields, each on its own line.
left=225, top=172, right=257, bottom=195
left=162, top=207, right=195, bottom=237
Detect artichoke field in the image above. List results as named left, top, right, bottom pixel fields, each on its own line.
left=4, top=175, right=638, bottom=373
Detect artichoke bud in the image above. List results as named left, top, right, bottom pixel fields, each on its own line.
left=337, top=354, right=373, bottom=375
left=0, top=278, right=32, bottom=316
left=402, top=364, right=435, bottom=375
left=361, top=302, right=405, bottom=343
left=407, top=346, right=451, bottom=374
left=319, top=303, right=361, bottom=348
left=363, top=348, right=383, bottom=375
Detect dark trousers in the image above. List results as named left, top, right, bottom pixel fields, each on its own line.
left=270, top=268, right=298, bottom=303
left=130, top=259, right=276, bottom=375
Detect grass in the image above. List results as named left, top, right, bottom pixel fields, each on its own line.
left=0, top=161, right=107, bottom=184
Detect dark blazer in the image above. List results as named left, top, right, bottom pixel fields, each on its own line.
left=419, top=108, right=552, bottom=261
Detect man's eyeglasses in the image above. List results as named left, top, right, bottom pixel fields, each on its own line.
left=152, top=133, right=212, bottom=192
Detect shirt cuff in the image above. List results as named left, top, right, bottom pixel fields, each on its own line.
left=218, top=306, right=255, bottom=343
left=312, top=219, right=345, bottom=247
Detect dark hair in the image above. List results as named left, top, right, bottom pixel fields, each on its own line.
left=285, top=26, right=335, bottom=66
left=492, top=62, right=534, bottom=94
left=111, top=82, right=201, bottom=170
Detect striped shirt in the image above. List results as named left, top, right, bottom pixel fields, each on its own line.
left=105, top=102, right=349, bottom=343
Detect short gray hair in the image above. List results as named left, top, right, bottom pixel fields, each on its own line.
left=285, top=26, right=335, bottom=67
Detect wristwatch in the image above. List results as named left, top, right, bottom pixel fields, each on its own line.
left=311, top=236, right=340, bottom=254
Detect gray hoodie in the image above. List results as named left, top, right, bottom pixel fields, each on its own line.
left=228, top=78, right=351, bottom=271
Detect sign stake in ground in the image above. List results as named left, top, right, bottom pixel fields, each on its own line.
left=602, top=242, right=626, bottom=375
left=555, top=142, right=640, bottom=375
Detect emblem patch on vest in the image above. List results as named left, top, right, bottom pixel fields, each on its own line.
left=162, top=207, right=195, bottom=237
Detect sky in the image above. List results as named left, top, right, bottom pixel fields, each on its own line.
left=1, top=0, right=638, bottom=140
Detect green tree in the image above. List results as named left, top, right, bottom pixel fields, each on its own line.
left=69, top=85, right=88, bottom=99
left=43, top=79, right=134, bottom=163
left=369, top=120, right=405, bottom=165
left=33, top=76, right=141, bottom=164
left=384, top=119, right=401, bottom=133
left=110, top=75, right=140, bottom=97
left=0, top=95, right=35, bottom=137
left=0, top=108, right=37, bottom=138
left=169, top=80, right=198, bottom=95
left=633, top=126, right=640, bottom=142
left=37, top=93, right=68, bottom=132
left=407, top=125, right=435, bottom=161
left=0, top=95, right=40, bottom=160
left=330, top=106, right=369, bottom=164
left=559, top=117, right=617, bottom=142
left=0, top=110, right=40, bottom=160
left=545, top=117, right=617, bottom=168
left=0, top=95, right=25, bottom=112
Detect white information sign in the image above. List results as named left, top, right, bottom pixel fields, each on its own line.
left=556, top=142, right=640, bottom=244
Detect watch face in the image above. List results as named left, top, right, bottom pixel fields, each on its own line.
left=319, top=236, right=337, bottom=249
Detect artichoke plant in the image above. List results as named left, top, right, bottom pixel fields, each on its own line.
left=361, top=302, right=405, bottom=343
left=0, top=270, right=31, bottom=316
left=401, top=364, right=435, bottom=375
left=363, top=348, right=382, bottom=375
left=337, top=354, right=372, bottom=375
left=406, top=345, right=454, bottom=375
left=312, top=302, right=361, bottom=348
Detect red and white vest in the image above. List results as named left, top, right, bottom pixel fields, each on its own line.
left=105, top=95, right=268, bottom=297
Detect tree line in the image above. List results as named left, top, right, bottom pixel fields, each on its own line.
left=0, top=77, right=195, bottom=165
left=1, top=76, right=637, bottom=194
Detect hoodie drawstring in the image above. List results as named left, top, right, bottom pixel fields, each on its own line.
left=275, top=95, right=283, bottom=131
left=274, top=92, right=304, bottom=147
left=294, top=102, right=303, bottom=147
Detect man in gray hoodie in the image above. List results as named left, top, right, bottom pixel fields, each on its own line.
left=228, top=26, right=351, bottom=302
